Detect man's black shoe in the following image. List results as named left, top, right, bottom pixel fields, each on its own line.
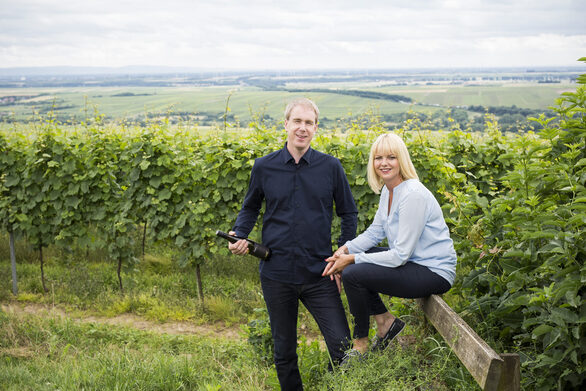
left=339, top=349, right=364, bottom=369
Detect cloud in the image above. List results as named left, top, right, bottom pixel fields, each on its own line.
left=0, top=0, right=584, bottom=69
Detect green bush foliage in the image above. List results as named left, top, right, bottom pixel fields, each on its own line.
left=454, top=72, right=585, bottom=390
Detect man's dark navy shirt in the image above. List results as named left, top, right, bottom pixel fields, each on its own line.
left=233, top=143, right=358, bottom=284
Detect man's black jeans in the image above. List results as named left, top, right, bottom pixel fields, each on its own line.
left=260, top=275, right=351, bottom=391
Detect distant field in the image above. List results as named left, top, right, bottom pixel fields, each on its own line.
left=0, top=81, right=574, bottom=123
left=287, top=80, right=574, bottom=109
left=385, top=83, right=574, bottom=108
left=0, top=86, right=417, bottom=123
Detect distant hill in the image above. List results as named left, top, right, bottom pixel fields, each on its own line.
left=0, top=66, right=215, bottom=77
left=1, top=65, right=585, bottom=78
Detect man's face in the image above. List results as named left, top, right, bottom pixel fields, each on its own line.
left=285, top=105, right=317, bottom=153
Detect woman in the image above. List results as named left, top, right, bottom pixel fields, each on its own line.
left=323, top=133, right=456, bottom=359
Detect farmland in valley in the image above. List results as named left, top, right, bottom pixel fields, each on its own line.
left=0, top=67, right=580, bottom=126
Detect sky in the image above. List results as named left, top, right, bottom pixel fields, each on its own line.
left=0, top=0, right=585, bottom=71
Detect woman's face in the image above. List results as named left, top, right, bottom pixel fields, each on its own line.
left=373, top=149, right=402, bottom=187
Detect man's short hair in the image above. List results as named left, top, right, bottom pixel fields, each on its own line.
left=284, top=98, right=319, bottom=124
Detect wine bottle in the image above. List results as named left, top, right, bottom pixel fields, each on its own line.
left=216, top=230, right=271, bottom=260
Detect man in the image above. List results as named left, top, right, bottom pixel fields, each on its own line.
left=228, top=98, right=358, bottom=390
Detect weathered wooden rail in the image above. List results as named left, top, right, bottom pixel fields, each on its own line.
left=417, top=294, right=520, bottom=391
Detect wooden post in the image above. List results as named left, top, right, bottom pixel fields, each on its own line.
left=195, top=264, right=204, bottom=305
left=417, top=295, right=504, bottom=391
left=498, top=354, right=521, bottom=391
left=9, top=231, right=18, bottom=295
left=39, top=243, right=48, bottom=293
left=117, top=256, right=124, bottom=293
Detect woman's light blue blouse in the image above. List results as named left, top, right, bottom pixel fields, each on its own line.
left=345, top=179, right=457, bottom=285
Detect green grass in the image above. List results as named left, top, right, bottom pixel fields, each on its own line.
left=0, top=237, right=264, bottom=324
left=0, top=306, right=476, bottom=390
left=0, top=310, right=273, bottom=390
left=0, top=237, right=479, bottom=390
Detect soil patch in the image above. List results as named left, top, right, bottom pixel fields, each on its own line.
left=1, top=303, right=242, bottom=340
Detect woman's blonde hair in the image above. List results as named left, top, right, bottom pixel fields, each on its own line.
left=367, top=133, right=419, bottom=194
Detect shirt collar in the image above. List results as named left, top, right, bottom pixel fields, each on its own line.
left=281, top=142, right=313, bottom=165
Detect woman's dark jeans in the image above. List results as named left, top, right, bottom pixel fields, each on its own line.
left=342, top=248, right=451, bottom=339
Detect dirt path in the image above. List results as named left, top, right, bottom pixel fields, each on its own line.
left=1, top=303, right=420, bottom=353
left=1, top=303, right=243, bottom=340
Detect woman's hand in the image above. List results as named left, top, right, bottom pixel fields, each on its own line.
left=322, top=253, right=355, bottom=276
left=323, top=245, right=352, bottom=293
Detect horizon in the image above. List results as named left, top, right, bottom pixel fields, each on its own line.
left=1, top=64, right=585, bottom=78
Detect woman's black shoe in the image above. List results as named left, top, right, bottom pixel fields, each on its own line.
left=370, top=318, right=405, bottom=353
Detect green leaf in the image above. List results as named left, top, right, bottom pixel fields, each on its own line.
left=149, top=177, right=162, bottom=188
left=550, top=307, right=579, bottom=324
left=139, top=160, right=151, bottom=170
left=65, top=196, right=81, bottom=209
left=532, top=324, right=553, bottom=338
left=565, top=291, right=581, bottom=308
left=159, top=189, right=172, bottom=200
left=503, top=249, right=525, bottom=258
left=5, top=175, right=19, bottom=187
left=175, top=235, right=186, bottom=247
